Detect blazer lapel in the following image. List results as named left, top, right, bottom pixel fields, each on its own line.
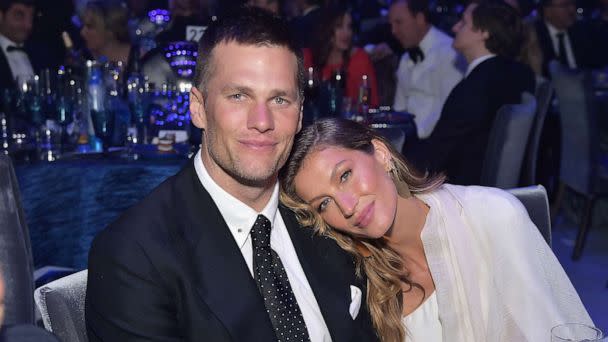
left=0, top=50, right=15, bottom=90
left=280, top=206, right=358, bottom=341
left=176, top=160, right=276, bottom=341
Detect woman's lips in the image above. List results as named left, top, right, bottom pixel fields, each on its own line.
left=354, top=202, right=374, bottom=228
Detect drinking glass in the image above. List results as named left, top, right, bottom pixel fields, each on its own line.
left=551, top=323, right=603, bottom=341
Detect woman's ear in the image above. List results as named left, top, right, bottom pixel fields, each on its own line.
left=371, top=139, right=392, bottom=171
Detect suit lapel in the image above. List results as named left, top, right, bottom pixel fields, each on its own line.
left=0, top=50, right=15, bottom=90
left=176, top=160, right=277, bottom=341
left=280, top=206, right=358, bottom=341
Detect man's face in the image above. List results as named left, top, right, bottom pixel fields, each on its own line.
left=190, top=42, right=302, bottom=189
left=452, top=3, right=487, bottom=54
left=0, top=3, right=34, bottom=44
left=389, top=1, right=425, bottom=49
left=544, top=0, right=576, bottom=30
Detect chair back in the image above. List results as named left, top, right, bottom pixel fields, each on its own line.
left=549, top=61, right=600, bottom=194
left=34, top=270, right=89, bottom=342
left=481, top=92, right=537, bottom=188
left=0, top=155, right=35, bottom=326
left=507, top=185, right=552, bottom=247
left=521, top=80, right=554, bottom=185
left=375, top=127, right=406, bottom=151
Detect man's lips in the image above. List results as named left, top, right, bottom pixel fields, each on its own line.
left=354, top=202, right=374, bottom=227
left=239, top=139, right=277, bottom=150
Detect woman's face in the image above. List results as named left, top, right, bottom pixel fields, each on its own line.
left=333, top=13, right=353, bottom=52
left=293, top=141, right=399, bottom=239
left=80, top=11, right=110, bottom=56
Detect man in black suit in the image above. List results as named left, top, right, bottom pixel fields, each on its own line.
left=0, top=0, right=36, bottom=91
left=289, top=0, right=322, bottom=48
left=86, top=7, right=377, bottom=342
left=404, top=1, right=535, bottom=185
left=535, top=0, right=605, bottom=77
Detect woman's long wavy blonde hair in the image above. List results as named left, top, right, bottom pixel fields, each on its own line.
left=280, top=118, right=444, bottom=342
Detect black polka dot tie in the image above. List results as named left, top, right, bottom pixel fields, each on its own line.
left=250, top=214, right=310, bottom=342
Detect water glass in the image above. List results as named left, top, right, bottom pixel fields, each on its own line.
left=551, top=323, right=603, bottom=341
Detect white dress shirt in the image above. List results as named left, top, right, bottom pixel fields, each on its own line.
left=193, top=150, right=331, bottom=341
left=545, top=21, right=577, bottom=69
left=465, top=54, right=496, bottom=77
left=393, top=26, right=464, bottom=139
left=0, top=33, right=34, bottom=83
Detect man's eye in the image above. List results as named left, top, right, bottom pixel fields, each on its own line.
left=229, top=94, right=243, bottom=100
left=318, top=198, right=331, bottom=212
left=274, top=97, right=288, bottom=105
left=340, top=170, right=351, bottom=183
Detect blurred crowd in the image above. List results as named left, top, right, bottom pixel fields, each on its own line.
left=0, top=0, right=607, bottom=184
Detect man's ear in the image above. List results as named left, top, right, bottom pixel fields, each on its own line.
left=190, top=87, right=206, bottom=130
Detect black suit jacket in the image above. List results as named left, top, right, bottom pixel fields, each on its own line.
left=0, top=45, right=39, bottom=91
left=535, top=20, right=603, bottom=77
left=85, top=157, right=377, bottom=341
left=405, top=56, right=536, bottom=185
left=289, top=7, right=323, bottom=49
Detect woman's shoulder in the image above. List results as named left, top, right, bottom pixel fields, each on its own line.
left=438, top=184, right=526, bottom=220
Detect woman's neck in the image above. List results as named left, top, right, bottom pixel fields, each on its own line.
left=327, top=47, right=344, bottom=66
left=384, top=196, right=430, bottom=266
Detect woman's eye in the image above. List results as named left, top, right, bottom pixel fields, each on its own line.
left=340, top=170, right=351, bottom=183
left=318, top=198, right=331, bottom=212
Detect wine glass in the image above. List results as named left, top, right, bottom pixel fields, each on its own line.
left=551, top=323, right=603, bottom=341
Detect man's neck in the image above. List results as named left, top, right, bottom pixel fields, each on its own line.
left=200, top=148, right=276, bottom=212
left=464, top=46, right=492, bottom=64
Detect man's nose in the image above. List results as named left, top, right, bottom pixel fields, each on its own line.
left=248, top=102, right=274, bottom=132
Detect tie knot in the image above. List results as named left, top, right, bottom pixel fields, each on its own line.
left=407, top=46, right=424, bottom=64
left=250, top=214, right=272, bottom=248
left=6, top=45, right=25, bottom=52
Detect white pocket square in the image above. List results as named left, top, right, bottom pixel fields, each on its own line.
left=349, top=285, right=362, bottom=320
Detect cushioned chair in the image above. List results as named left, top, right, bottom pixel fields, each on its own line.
left=549, top=61, right=608, bottom=260
left=34, top=270, right=88, bottom=342
left=521, top=80, right=554, bottom=185
left=480, top=92, right=537, bottom=189
left=0, top=155, right=35, bottom=326
left=507, top=185, right=552, bottom=247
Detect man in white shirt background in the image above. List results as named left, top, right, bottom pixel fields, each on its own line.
left=388, top=0, right=465, bottom=140
left=0, top=0, right=35, bottom=91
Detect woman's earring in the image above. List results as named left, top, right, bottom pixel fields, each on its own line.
left=389, top=167, right=411, bottom=198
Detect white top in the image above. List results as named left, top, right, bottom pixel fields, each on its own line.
left=545, top=21, right=577, bottom=69
left=393, top=26, right=464, bottom=139
left=413, top=184, right=593, bottom=341
left=193, top=150, right=331, bottom=341
left=465, top=54, right=496, bottom=78
left=0, top=33, right=34, bottom=82
left=402, top=292, right=443, bottom=342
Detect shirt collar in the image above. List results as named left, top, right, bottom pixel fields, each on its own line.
left=193, top=149, right=279, bottom=248
left=465, top=54, right=496, bottom=77
left=0, top=33, right=21, bottom=53
left=545, top=21, right=566, bottom=37
left=302, top=5, right=319, bottom=16
left=418, top=26, right=438, bottom=55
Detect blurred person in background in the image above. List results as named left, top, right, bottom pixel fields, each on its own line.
left=406, top=0, right=535, bottom=185
left=247, top=0, right=281, bottom=15
left=535, top=0, right=606, bottom=77
left=0, top=0, right=37, bottom=90
left=80, top=0, right=138, bottom=72
left=389, top=0, right=464, bottom=140
left=304, top=5, right=379, bottom=107
left=289, top=0, right=322, bottom=48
